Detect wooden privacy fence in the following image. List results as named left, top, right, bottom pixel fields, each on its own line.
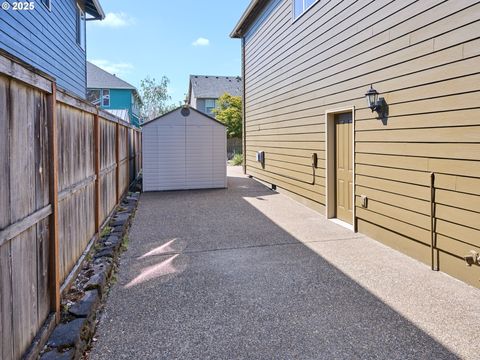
left=227, top=137, right=242, bottom=159
left=0, top=51, right=141, bottom=359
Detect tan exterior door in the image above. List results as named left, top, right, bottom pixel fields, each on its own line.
left=335, top=113, right=353, bottom=224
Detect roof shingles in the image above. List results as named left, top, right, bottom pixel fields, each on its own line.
left=190, top=75, right=242, bottom=99
left=87, top=62, right=136, bottom=90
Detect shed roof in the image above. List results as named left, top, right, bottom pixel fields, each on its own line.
left=142, top=106, right=226, bottom=127
left=189, top=75, right=242, bottom=99
left=87, top=62, right=136, bottom=90
left=106, top=109, right=130, bottom=123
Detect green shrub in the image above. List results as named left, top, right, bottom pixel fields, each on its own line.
left=100, top=226, right=112, bottom=238
left=121, top=235, right=130, bottom=251
left=231, top=153, right=243, bottom=166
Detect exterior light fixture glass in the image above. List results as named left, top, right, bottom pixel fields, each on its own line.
left=365, top=85, right=378, bottom=111
left=365, top=85, right=387, bottom=118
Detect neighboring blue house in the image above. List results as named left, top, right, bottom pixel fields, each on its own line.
left=87, top=61, right=142, bottom=127
left=0, top=0, right=105, bottom=98
left=188, top=75, right=242, bottom=117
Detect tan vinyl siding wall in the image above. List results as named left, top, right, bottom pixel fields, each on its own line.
left=243, top=0, right=480, bottom=287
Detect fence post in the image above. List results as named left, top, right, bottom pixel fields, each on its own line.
left=47, top=82, right=60, bottom=322
left=94, top=111, right=100, bottom=232
left=126, top=127, right=130, bottom=189
left=132, top=129, right=135, bottom=179
left=115, top=122, right=120, bottom=203
left=137, top=131, right=139, bottom=177
left=137, top=131, right=139, bottom=176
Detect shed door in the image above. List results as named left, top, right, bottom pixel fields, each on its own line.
left=186, top=125, right=214, bottom=188
left=335, top=113, right=353, bottom=224
left=149, top=124, right=186, bottom=191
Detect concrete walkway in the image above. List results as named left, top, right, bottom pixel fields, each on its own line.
left=90, top=167, right=479, bottom=360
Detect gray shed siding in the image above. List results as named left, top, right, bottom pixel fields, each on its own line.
left=0, top=0, right=87, bottom=97
left=241, top=0, right=480, bottom=287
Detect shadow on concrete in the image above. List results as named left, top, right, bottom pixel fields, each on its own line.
left=91, top=172, right=458, bottom=359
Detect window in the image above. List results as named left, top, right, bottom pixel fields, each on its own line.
left=205, top=99, right=216, bottom=116
left=41, top=0, right=51, bottom=10
left=132, top=93, right=141, bottom=116
left=87, top=89, right=101, bottom=105
left=102, top=89, right=110, bottom=107
left=76, top=4, right=86, bottom=49
left=293, top=0, right=318, bottom=19
left=87, top=89, right=110, bottom=107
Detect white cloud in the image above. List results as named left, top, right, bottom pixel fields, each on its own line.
left=96, top=12, right=135, bottom=28
left=192, top=37, right=210, bottom=47
left=90, top=59, right=134, bottom=76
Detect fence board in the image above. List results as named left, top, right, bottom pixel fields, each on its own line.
left=0, top=242, right=14, bottom=360
left=100, top=170, right=116, bottom=224
left=94, top=113, right=100, bottom=232
left=47, top=83, right=60, bottom=321
left=0, top=75, right=10, bottom=230
left=11, top=227, right=38, bottom=359
left=36, top=217, right=50, bottom=328
left=0, top=50, right=52, bottom=93
left=58, top=184, right=96, bottom=282
left=128, top=128, right=132, bottom=185
left=0, top=206, right=51, bottom=247
left=34, top=91, right=50, bottom=208
left=227, top=137, right=242, bottom=159
left=10, top=81, right=36, bottom=223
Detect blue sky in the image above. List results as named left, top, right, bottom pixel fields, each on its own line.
left=87, top=0, right=250, bottom=105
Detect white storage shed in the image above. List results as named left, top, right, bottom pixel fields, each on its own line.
left=142, top=106, right=227, bottom=191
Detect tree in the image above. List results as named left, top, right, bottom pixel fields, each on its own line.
left=139, top=76, right=175, bottom=121
left=213, top=93, right=242, bottom=138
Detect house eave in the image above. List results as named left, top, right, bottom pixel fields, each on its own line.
left=230, top=0, right=269, bottom=38
left=84, top=0, right=105, bottom=20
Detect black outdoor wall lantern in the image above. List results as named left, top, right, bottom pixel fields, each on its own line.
left=365, top=85, right=387, bottom=119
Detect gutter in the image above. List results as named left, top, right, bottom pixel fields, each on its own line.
left=84, top=0, right=106, bottom=20
left=230, top=0, right=268, bottom=38
left=91, top=0, right=105, bottom=18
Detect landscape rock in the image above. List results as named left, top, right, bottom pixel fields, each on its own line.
left=69, top=290, right=99, bottom=318
left=133, top=183, right=141, bottom=192
left=43, top=189, right=139, bottom=360
left=126, top=195, right=139, bottom=201
left=85, top=272, right=107, bottom=296
left=93, top=257, right=112, bottom=269
left=111, top=225, right=124, bottom=234
left=114, top=213, right=130, bottom=221
left=94, top=246, right=115, bottom=259
left=40, top=349, right=74, bottom=360
left=104, top=235, right=121, bottom=248
left=110, top=218, right=127, bottom=227
left=110, top=231, right=123, bottom=239
left=47, top=318, right=86, bottom=350
left=122, top=199, right=136, bottom=208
